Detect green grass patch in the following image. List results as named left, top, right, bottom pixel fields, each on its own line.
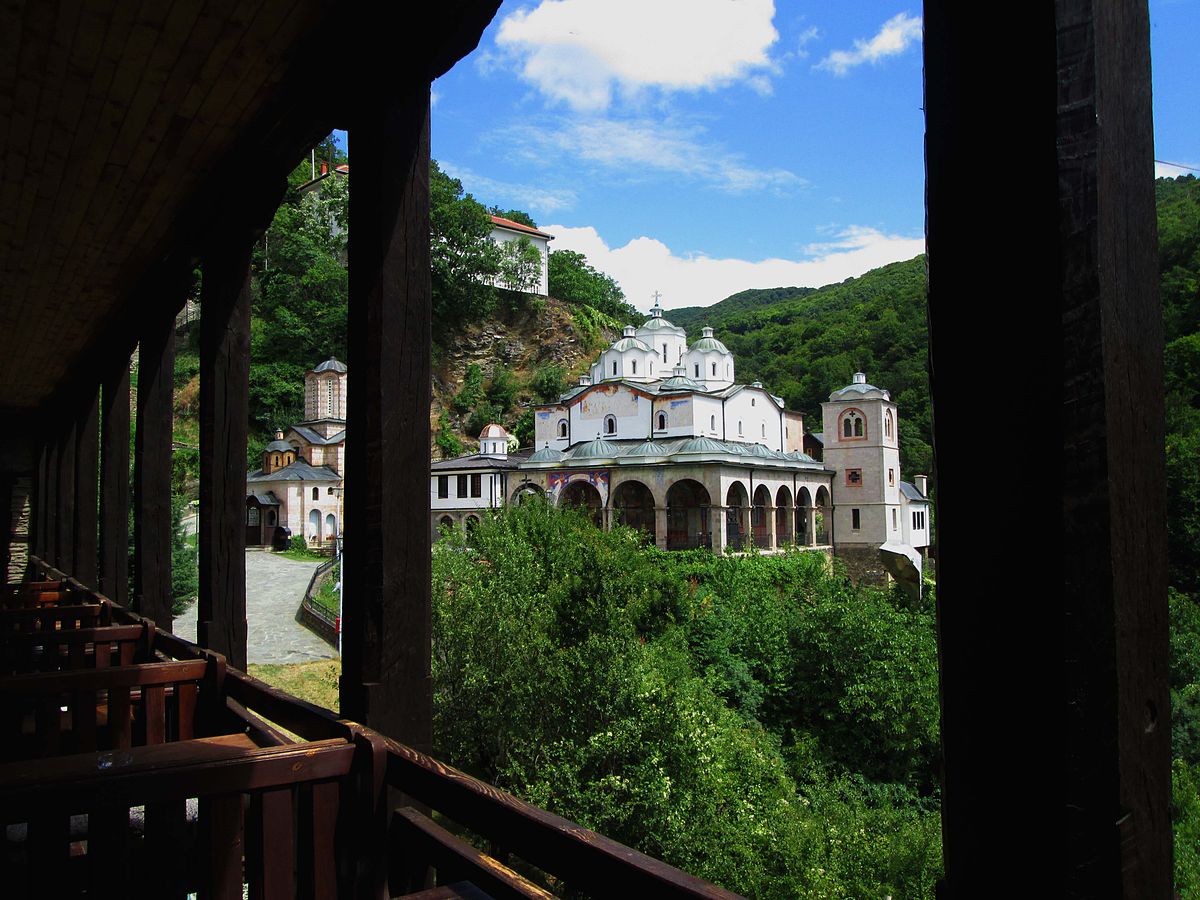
left=247, top=659, right=341, bottom=713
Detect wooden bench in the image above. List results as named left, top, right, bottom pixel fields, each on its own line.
left=0, top=733, right=358, bottom=898
left=0, top=658, right=221, bottom=761
left=0, top=600, right=111, bottom=636
left=0, top=621, right=154, bottom=675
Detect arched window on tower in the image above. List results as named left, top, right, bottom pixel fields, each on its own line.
left=612, top=360, right=618, bottom=376
left=558, top=419, right=568, bottom=438
left=327, top=378, right=334, bottom=416
left=662, top=344, right=667, bottom=362
left=632, top=360, right=637, bottom=375
left=885, top=409, right=894, bottom=439
left=312, top=487, right=319, bottom=501
left=657, top=412, right=666, bottom=430
left=842, top=410, right=866, bottom=440
left=712, top=362, right=717, bottom=376
left=604, top=415, right=617, bottom=435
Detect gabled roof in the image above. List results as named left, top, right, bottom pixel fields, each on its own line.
left=247, top=460, right=341, bottom=483
left=289, top=425, right=346, bottom=445
left=247, top=492, right=281, bottom=506
left=430, top=450, right=531, bottom=472
left=900, top=481, right=931, bottom=503
left=489, top=215, right=553, bottom=240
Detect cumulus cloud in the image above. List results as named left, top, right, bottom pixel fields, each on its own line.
left=543, top=223, right=925, bottom=310
left=493, top=116, right=803, bottom=194
left=439, top=163, right=578, bottom=214
left=817, top=12, right=922, bottom=76
left=494, top=0, right=780, bottom=111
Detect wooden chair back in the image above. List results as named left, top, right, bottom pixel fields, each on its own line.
left=0, top=621, right=154, bottom=675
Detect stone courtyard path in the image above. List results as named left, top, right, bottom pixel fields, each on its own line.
left=173, top=550, right=336, bottom=665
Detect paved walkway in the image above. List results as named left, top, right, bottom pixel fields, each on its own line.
left=173, top=551, right=336, bottom=665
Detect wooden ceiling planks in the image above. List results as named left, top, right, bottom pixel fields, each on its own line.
left=0, top=0, right=328, bottom=411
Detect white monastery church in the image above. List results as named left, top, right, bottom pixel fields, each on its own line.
left=430, top=300, right=931, bottom=587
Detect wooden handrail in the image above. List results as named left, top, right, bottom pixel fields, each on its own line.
left=383, top=737, right=742, bottom=900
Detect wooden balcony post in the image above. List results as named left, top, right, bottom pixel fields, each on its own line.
left=342, top=80, right=434, bottom=752
left=55, top=414, right=76, bottom=574
left=197, top=238, right=253, bottom=670
left=73, top=386, right=100, bottom=588
left=134, top=301, right=179, bottom=629
left=99, top=358, right=131, bottom=606
left=924, top=0, right=1168, bottom=894
left=32, top=439, right=47, bottom=561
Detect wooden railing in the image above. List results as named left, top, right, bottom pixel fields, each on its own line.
left=4, top=557, right=743, bottom=899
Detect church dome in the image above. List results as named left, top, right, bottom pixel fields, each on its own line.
left=639, top=316, right=677, bottom=331
left=527, top=445, right=564, bottom=463
left=658, top=375, right=704, bottom=393
left=689, top=326, right=729, bottom=354
left=264, top=439, right=293, bottom=453
left=478, top=423, right=508, bottom=440
left=829, top=371, right=890, bottom=401
left=609, top=336, right=653, bottom=353
left=624, top=439, right=670, bottom=457
left=676, top=436, right=732, bottom=455
left=746, top=442, right=780, bottom=458
left=569, top=436, right=621, bottom=460
left=313, top=357, right=347, bottom=374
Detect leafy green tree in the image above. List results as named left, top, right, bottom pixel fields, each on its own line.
left=170, top=494, right=197, bottom=618
left=485, top=365, right=520, bottom=413
left=529, top=364, right=567, bottom=403
left=453, top=364, right=485, bottom=413
left=489, top=208, right=538, bottom=228
left=435, top=411, right=464, bottom=459
left=498, top=236, right=543, bottom=295
left=430, top=160, right=501, bottom=333
left=549, top=249, right=639, bottom=321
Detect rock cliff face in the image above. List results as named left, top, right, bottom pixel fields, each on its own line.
left=431, top=297, right=615, bottom=451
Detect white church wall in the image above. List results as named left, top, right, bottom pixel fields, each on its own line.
left=574, top=385, right=650, bottom=440
left=692, top=395, right=725, bottom=438
left=652, top=395, right=694, bottom=438
left=723, top=389, right=784, bottom=450
left=534, top=405, right=570, bottom=449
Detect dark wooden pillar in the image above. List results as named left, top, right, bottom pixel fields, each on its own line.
left=341, top=81, right=433, bottom=751
left=73, top=386, right=100, bottom=588
left=134, top=306, right=178, bottom=629
left=55, top=415, right=76, bottom=574
left=99, top=359, right=131, bottom=605
left=197, top=239, right=252, bottom=670
left=924, top=0, right=1169, bottom=895
left=44, top=429, right=59, bottom=566
left=32, top=439, right=47, bottom=561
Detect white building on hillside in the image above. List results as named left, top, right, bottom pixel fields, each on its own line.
left=488, top=215, right=552, bottom=296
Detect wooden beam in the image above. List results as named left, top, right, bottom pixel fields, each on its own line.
left=55, top=415, right=76, bottom=574
left=134, top=300, right=178, bottom=629
left=99, top=358, right=131, bottom=606
left=923, top=0, right=1169, bottom=895
left=197, top=238, right=253, bottom=670
left=341, top=81, right=432, bottom=749
left=32, top=440, right=47, bottom=562
left=73, top=386, right=100, bottom=588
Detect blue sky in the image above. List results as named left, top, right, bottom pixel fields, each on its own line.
left=357, top=1, right=1197, bottom=311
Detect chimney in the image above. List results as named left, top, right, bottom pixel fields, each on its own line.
left=915, top=474, right=928, bottom=497
left=623, top=325, right=636, bottom=337
left=852, top=372, right=867, bottom=385
left=579, top=373, right=592, bottom=386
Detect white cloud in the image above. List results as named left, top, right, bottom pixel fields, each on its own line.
left=494, top=116, right=803, bottom=194
left=543, top=223, right=925, bottom=310
left=1156, top=160, right=1198, bottom=179
left=817, top=12, right=922, bottom=76
left=495, top=0, right=780, bottom=111
left=795, top=25, right=820, bottom=58
left=439, top=162, right=578, bottom=214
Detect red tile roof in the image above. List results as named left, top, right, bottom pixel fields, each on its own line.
left=489, top=215, right=553, bottom=239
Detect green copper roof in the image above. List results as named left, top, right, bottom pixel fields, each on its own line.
left=689, top=336, right=730, bottom=354
left=624, top=439, right=670, bottom=457
left=638, top=316, right=681, bottom=332
left=569, top=436, right=621, bottom=460
left=610, top=336, right=653, bottom=353
left=658, top=375, right=704, bottom=392
left=676, top=436, right=733, bottom=455
left=527, top=445, right=564, bottom=463
left=264, top=439, right=293, bottom=453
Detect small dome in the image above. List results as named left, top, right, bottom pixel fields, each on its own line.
left=313, top=357, right=347, bottom=374
left=676, top=436, right=733, bottom=455
left=639, top=316, right=678, bottom=331
left=478, top=423, right=509, bottom=440
left=783, top=450, right=817, bottom=463
left=624, top=439, right=670, bottom=458
left=658, top=375, right=704, bottom=393
left=829, top=371, right=890, bottom=401
left=527, top=445, right=564, bottom=463
left=610, top=336, right=653, bottom=353
left=568, top=436, right=621, bottom=460
left=689, top=326, right=730, bottom=355
left=746, top=442, right=779, bottom=458
left=265, top=439, right=294, bottom=453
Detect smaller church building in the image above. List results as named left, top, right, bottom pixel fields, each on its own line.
left=246, top=358, right=346, bottom=548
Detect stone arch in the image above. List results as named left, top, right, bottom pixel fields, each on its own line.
left=465, top=514, right=480, bottom=533
left=308, top=508, right=321, bottom=542
left=775, top=485, right=793, bottom=546
left=796, top=486, right=813, bottom=544
left=814, top=485, right=831, bottom=544
left=437, top=515, right=456, bottom=533
left=725, top=481, right=749, bottom=551
left=667, top=479, right=711, bottom=550
left=603, top=414, right=617, bottom=436
left=613, top=480, right=656, bottom=542
left=559, top=480, right=603, bottom=526
left=752, top=484, right=772, bottom=549
left=510, top=483, right=545, bottom=504
left=325, top=513, right=337, bottom=540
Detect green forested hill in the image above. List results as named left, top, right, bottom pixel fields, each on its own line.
left=670, top=285, right=816, bottom=331
left=691, top=257, right=932, bottom=478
